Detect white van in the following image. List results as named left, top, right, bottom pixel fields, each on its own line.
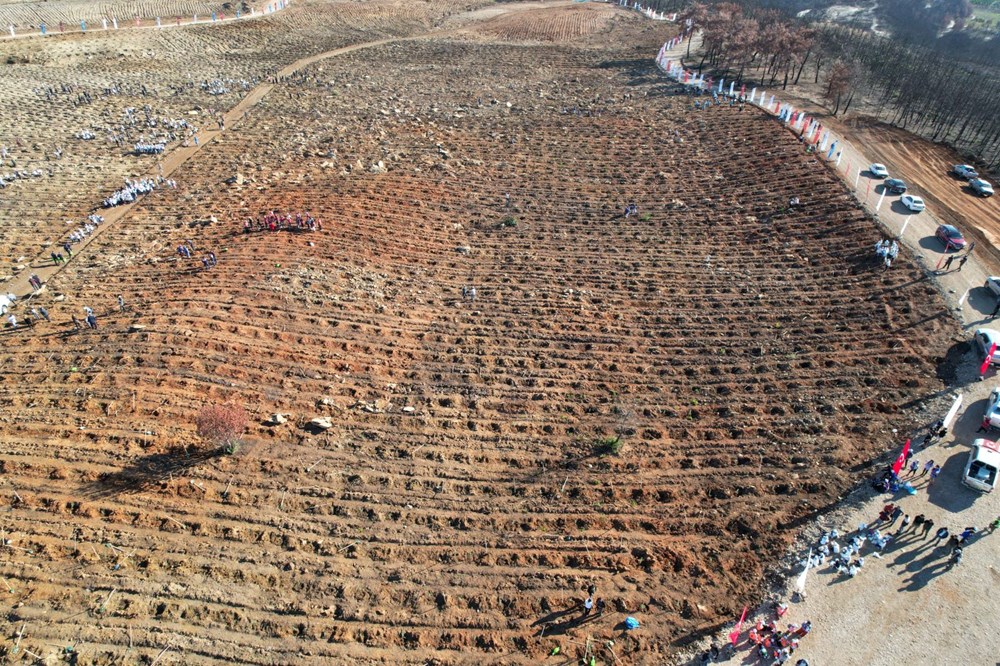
left=963, top=439, right=1000, bottom=493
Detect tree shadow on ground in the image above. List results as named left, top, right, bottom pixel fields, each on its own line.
left=80, top=446, right=222, bottom=499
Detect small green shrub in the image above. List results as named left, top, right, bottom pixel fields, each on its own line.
left=500, top=216, right=517, bottom=228
left=595, top=436, right=623, bottom=456
left=639, top=212, right=652, bottom=222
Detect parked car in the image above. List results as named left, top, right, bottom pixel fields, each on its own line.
left=974, top=328, right=1000, bottom=364
left=901, top=194, right=925, bottom=212
left=869, top=163, right=889, bottom=178
left=984, top=389, right=1000, bottom=429
left=970, top=179, right=994, bottom=197
left=987, top=277, right=1000, bottom=297
left=0, top=292, right=15, bottom=315
left=962, top=438, right=1000, bottom=492
left=936, top=224, right=967, bottom=250
left=953, top=164, right=979, bottom=180
left=884, top=178, right=907, bottom=194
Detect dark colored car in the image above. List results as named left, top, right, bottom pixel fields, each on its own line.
left=936, top=224, right=967, bottom=251
left=884, top=178, right=907, bottom=194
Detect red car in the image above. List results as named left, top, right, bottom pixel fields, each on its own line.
left=936, top=224, right=966, bottom=251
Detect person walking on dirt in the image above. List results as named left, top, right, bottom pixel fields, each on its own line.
left=897, top=514, right=911, bottom=534
left=582, top=596, right=593, bottom=617
left=929, top=464, right=942, bottom=485
left=958, top=255, right=969, bottom=271
left=64, top=241, right=73, bottom=257
left=118, top=294, right=126, bottom=313
left=989, top=516, right=1000, bottom=532
left=935, top=526, right=949, bottom=543
left=83, top=306, right=93, bottom=318
left=888, top=505, right=903, bottom=526
left=943, top=255, right=956, bottom=271
left=6, top=313, right=16, bottom=329
left=922, top=518, right=934, bottom=538
left=85, top=314, right=97, bottom=329
left=38, top=306, right=49, bottom=322
left=70, top=315, right=82, bottom=331
left=921, top=460, right=935, bottom=477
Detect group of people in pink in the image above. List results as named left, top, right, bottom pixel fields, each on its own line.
left=242, top=211, right=323, bottom=233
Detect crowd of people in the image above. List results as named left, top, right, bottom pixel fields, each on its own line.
left=133, top=142, right=165, bottom=154
left=102, top=177, right=175, bottom=208
left=874, top=238, right=900, bottom=269
left=242, top=211, right=323, bottom=233
left=66, top=213, right=106, bottom=245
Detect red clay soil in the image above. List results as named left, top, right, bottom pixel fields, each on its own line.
left=0, top=11, right=961, bottom=666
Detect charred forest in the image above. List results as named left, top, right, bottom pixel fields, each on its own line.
left=645, top=0, right=1000, bottom=172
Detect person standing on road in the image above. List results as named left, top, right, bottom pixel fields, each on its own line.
left=922, top=518, right=935, bottom=538
left=921, top=460, right=935, bottom=477
left=888, top=505, right=903, bottom=526
left=929, top=464, right=942, bottom=485
left=908, top=458, right=920, bottom=476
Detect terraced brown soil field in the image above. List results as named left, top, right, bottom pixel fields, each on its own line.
left=0, top=3, right=962, bottom=665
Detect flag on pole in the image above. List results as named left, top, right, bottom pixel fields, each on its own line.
left=981, top=342, right=996, bottom=377
left=891, top=439, right=911, bottom=476
left=728, top=605, right=749, bottom=646
left=794, top=549, right=812, bottom=598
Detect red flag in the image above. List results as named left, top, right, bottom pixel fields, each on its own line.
left=728, top=605, right=749, bottom=646
left=981, top=342, right=996, bottom=376
left=891, top=439, right=911, bottom=476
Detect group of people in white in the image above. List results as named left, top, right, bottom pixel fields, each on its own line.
left=102, top=177, right=175, bottom=208
left=67, top=214, right=106, bottom=243
left=133, top=143, right=165, bottom=154
left=875, top=238, right=900, bottom=269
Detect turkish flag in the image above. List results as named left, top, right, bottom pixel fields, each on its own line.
left=729, top=605, right=749, bottom=646
left=891, top=439, right=911, bottom=476
left=981, top=342, right=996, bottom=376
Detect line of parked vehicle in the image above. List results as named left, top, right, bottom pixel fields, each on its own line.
left=952, top=164, right=994, bottom=198
left=868, top=162, right=992, bottom=252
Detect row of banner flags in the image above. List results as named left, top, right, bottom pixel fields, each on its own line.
left=652, top=34, right=976, bottom=637
left=6, top=0, right=289, bottom=37
left=656, top=45, right=838, bottom=156
left=617, top=0, right=676, bottom=21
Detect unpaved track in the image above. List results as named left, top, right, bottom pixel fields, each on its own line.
left=3, top=2, right=571, bottom=300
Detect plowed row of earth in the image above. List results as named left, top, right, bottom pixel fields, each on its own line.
left=0, top=4, right=961, bottom=665
left=0, top=0, right=480, bottom=265
left=0, top=1, right=249, bottom=29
